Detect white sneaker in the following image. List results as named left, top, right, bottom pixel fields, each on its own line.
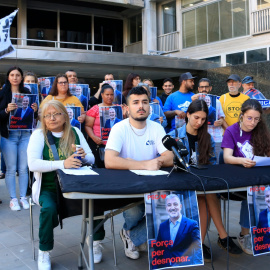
left=20, top=197, right=29, bottom=210
left=237, top=233, right=253, bottom=255
left=38, top=250, right=51, bottom=270
left=10, top=198, right=21, bottom=211
left=120, top=229, right=139, bottom=259
left=93, top=241, right=103, bottom=264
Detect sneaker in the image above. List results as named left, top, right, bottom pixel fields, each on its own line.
left=10, top=198, right=21, bottom=211
left=38, top=250, right=51, bottom=270
left=20, top=197, right=30, bottom=210
left=0, top=173, right=5, bottom=179
left=237, top=233, right=253, bottom=255
left=93, top=241, right=103, bottom=263
left=217, top=236, right=243, bottom=256
left=120, top=229, right=140, bottom=259
left=202, top=244, right=212, bottom=263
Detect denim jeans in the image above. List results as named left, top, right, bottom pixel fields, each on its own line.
left=239, top=200, right=250, bottom=229
left=1, top=130, right=31, bottom=199
left=123, top=203, right=146, bottom=246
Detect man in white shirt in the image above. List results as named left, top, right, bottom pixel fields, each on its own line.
left=105, top=86, right=173, bottom=260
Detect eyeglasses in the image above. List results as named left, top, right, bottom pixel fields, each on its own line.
left=58, top=81, right=68, bottom=85
left=44, top=112, right=63, bottom=119
left=244, top=115, right=260, bottom=123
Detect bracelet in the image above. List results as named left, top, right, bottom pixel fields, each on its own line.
left=5, top=108, right=9, bottom=114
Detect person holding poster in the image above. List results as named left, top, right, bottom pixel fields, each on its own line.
left=0, top=66, right=38, bottom=211
left=222, top=99, right=270, bottom=255
left=40, top=74, right=85, bottom=124
left=154, top=194, right=202, bottom=268
left=169, top=99, right=242, bottom=260
left=27, top=100, right=94, bottom=270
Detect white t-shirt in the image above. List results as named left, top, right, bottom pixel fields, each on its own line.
left=105, top=118, right=167, bottom=161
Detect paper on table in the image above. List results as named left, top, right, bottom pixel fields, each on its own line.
left=253, top=156, right=270, bottom=166
left=62, top=166, right=99, bottom=175
left=130, top=170, right=169, bottom=176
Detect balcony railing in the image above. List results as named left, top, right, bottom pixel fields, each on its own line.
left=10, top=38, right=113, bottom=52
left=252, top=8, right=270, bottom=35
left=157, top=31, right=179, bottom=53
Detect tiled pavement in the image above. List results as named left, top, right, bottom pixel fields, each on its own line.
left=0, top=177, right=269, bottom=270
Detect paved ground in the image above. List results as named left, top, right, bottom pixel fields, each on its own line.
left=0, top=177, right=270, bottom=270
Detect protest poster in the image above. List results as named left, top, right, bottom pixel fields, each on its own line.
left=69, top=84, right=90, bottom=111
left=103, top=80, right=123, bottom=104
left=175, top=116, right=185, bottom=129
left=66, top=106, right=81, bottom=130
left=24, top=83, right=39, bottom=106
left=248, top=185, right=270, bottom=256
left=38, top=77, right=55, bottom=98
left=145, top=190, right=203, bottom=270
left=150, top=87, right=158, bottom=100
left=0, top=10, right=18, bottom=59
left=198, top=94, right=217, bottom=125
left=99, top=105, right=123, bottom=141
left=9, top=93, right=37, bottom=130
left=257, top=99, right=270, bottom=109
left=149, top=102, right=162, bottom=124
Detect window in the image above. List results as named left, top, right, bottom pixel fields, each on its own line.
left=226, top=52, right=244, bottom=66
left=27, top=9, right=57, bottom=47
left=129, top=14, right=142, bottom=44
left=162, top=2, right=176, bottom=34
left=247, top=48, right=267, bottom=63
left=182, top=0, right=249, bottom=48
left=201, top=56, right=221, bottom=63
left=60, top=13, right=91, bottom=49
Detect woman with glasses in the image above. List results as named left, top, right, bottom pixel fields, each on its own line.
left=222, top=99, right=270, bottom=255
left=40, top=74, right=85, bottom=123
left=27, top=100, right=94, bottom=270
left=0, top=66, right=38, bottom=211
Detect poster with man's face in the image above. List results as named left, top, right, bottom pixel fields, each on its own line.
left=69, top=84, right=90, bottom=111
left=65, top=106, right=81, bottom=130
left=9, top=93, right=37, bottom=130
left=24, top=83, right=39, bottom=106
left=99, top=105, right=123, bottom=141
left=150, top=87, right=157, bottom=100
left=198, top=94, right=217, bottom=125
left=248, top=185, right=270, bottom=256
left=38, top=77, right=55, bottom=98
left=103, top=80, right=123, bottom=105
left=145, top=190, right=203, bottom=269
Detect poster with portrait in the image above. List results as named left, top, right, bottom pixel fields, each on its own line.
left=248, top=185, right=270, bottom=256
left=103, top=80, right=123, bottom=104
left=69, top=84, right=90, bottom=111
left=38, top=77, right=55, bottom=98
left=145, top=190, right=203, bottom=270
left=99, top=105, right=123, bottom=141
left=9, top=93, right=37, bottom=130
left=149, top=102, right=161, bottom=124
left=24, top=83, right=39, bottom=106
left=198, top=94, right=217, bottom=125
left=65, top=106, right=81, bottom=130
left=150, top=87, right=157, bottom=100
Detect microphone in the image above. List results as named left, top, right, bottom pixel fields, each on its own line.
left=162, top=135, right=190, bottom=171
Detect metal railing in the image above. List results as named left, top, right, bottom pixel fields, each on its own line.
left=157, top=31, right=179, bottom=52
left=252, top=8, right=270, bottom=35
left=10, top=38, right=113, bottom=52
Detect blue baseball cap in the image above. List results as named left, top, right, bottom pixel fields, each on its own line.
left=179, top=72, right=196, bottom=83
left=242, top=76, right=256, bottom=84
left=226, top=74, right=241, bottom=82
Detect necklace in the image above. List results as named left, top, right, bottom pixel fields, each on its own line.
left=129, top=121, right=147, bottom=136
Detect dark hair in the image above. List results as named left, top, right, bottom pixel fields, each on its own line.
left=5, top=66, right=24, bottom=92
left=198, top=78, right=211, bottom=86
left=240, top=99, right=270, bottom=156
left=186, top=100, right=212, bottom=165
left=49, top=74, right=72, bottom=97
left=126, top=86, right=150, bottom=105
left=101, top=83, right=114, bottom=94
left=123, top=73, right=141, bottom=98
left=24, top=71, right=38, bottom=83
left=163, top=78, right=173, bottom=85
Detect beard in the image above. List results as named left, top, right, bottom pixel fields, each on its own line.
left=131, top=116, right=148, bottom=122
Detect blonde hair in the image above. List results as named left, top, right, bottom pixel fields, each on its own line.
left=40, top=100, right=76, bottom=157
left=143, top=78, right=154, bottom=87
